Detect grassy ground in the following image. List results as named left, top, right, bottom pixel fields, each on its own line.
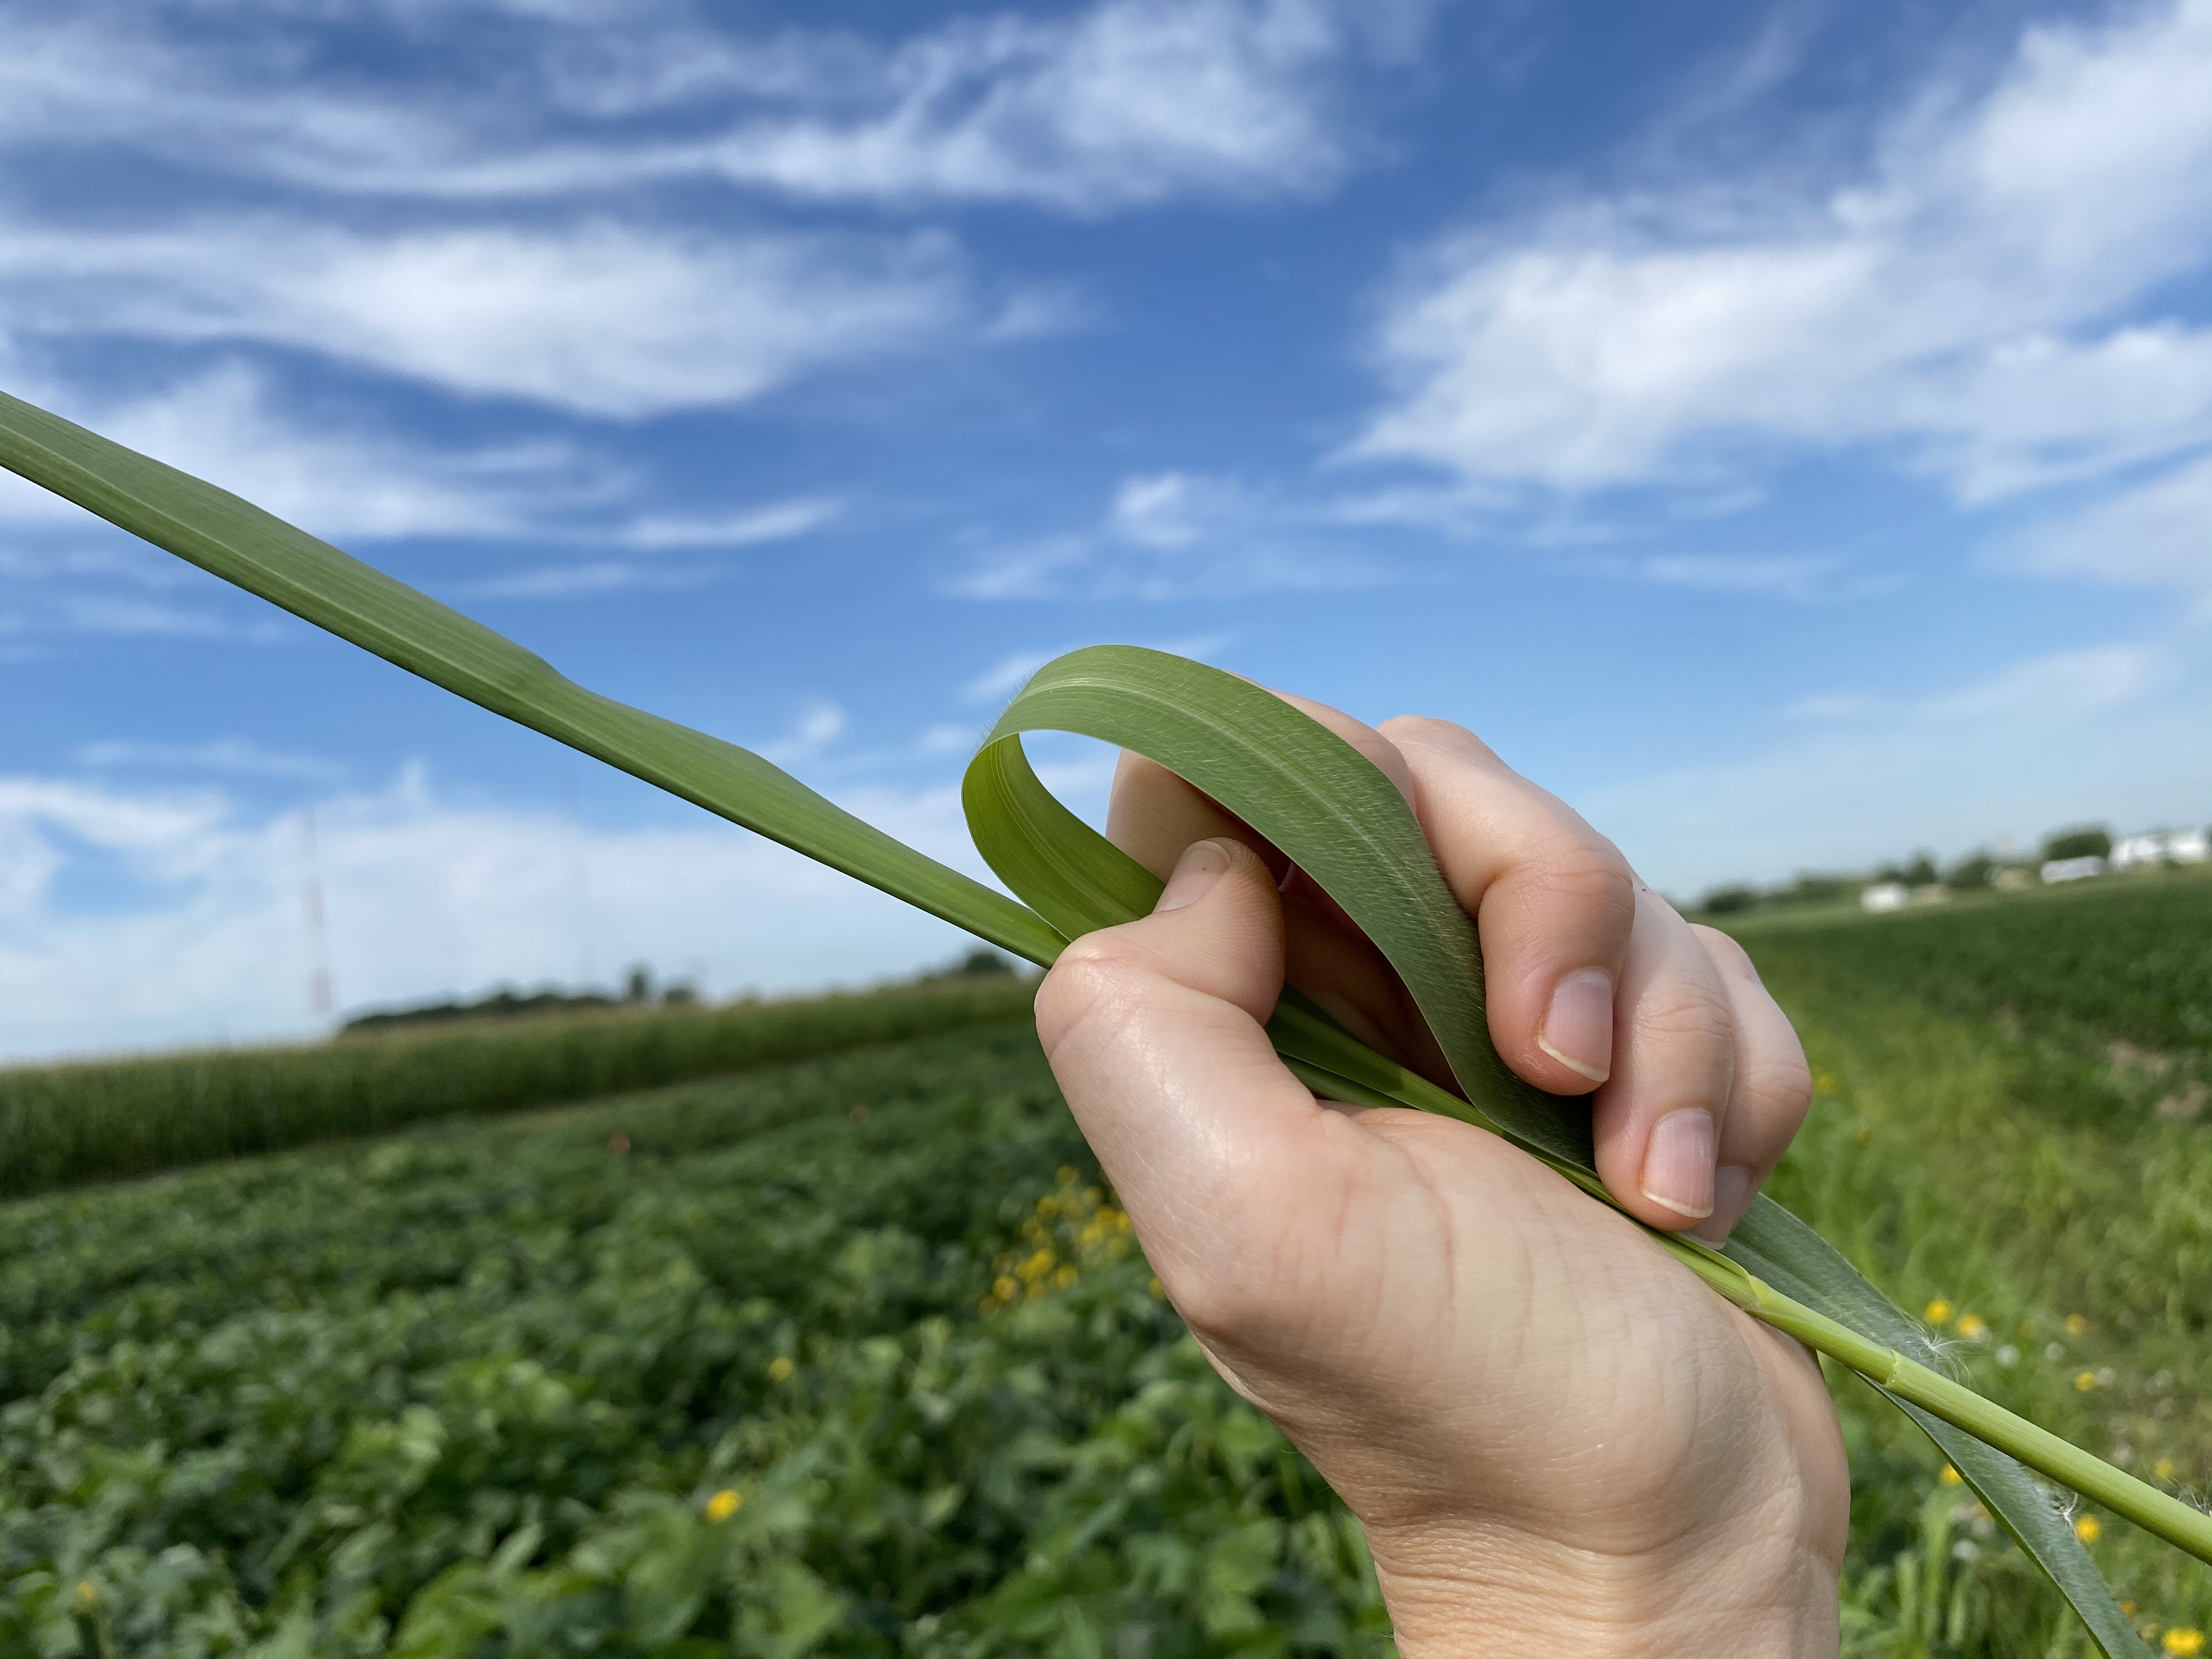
left=1734, top=865, right=2212, bottom=1655
left=4, top=870, right=2209, bottom=1655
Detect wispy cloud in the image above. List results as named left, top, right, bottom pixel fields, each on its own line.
left=0, top=0, right=1402, bottom=213
left=613, top=498, right=844, bottom=550
left=74, top=738, right=349, bottom=783
left=1999, top=450, right=2212, bottom=610
left=951, top=469, right=1393, bottom=599
left=757, top=701, right=849, bottom=766
left=0, top=763, right=988, bottom=1062
left=0, top=593, right=285, bottom=644
left=453, top=562, right=716, bottom=602
left=1351, top=0, right=2212, bottom=503
left=4, top=221, right=981, bottom=419
left=0, top=362, right=618, bottom=541
left=961, top=651, right=1057, bottom=704
left=1575, top=552, right=1866, bottom=601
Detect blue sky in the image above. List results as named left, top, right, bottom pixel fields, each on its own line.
left=4, top=0, right=2210, bottom=1060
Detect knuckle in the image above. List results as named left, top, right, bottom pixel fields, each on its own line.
left=1738, top=1045, right=1814, bottom=1131
left=1689, top=923, right=1758, bottom=978
left=1632, top=978, right=1735, bottom=1056
left=1375, top=713, right=1488, bottom=758
left=1033, top=933, right=1160, bottom=1054
left=1531, top=831, right=1635, bottom=914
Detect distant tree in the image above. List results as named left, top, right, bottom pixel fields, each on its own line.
left=1903, top=851, right=1939, bottom=887
left=661, top=981, right=699, bottom=1006
left=624, top=965, right=653, bottom=1004
left=1701, top=885, right=1760, bottom=915
left=1872, top=862, right=1907, bottom=884
left=1948, top=851, right=1996, bottom=890
left=954, top=947, right=1016, bottom=977
left=1778, top=873, right=1854, bottom=907
left=2042, top=825, right=2113, bottom=862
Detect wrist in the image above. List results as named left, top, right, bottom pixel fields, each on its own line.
left=1365, top=1503, right=1839, bottom=1659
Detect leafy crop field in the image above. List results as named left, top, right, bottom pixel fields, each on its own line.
left=3, top=867, right=2210, bottom=1656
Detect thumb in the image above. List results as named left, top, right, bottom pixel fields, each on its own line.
left=1034, top=837, right=1331, bottom=1310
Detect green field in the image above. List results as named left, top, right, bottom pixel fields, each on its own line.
left=3, top=869, right=2210, bottom=1656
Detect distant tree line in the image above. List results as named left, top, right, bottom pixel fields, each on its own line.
left=341, top=963, right=699, bottom=1035
left=1695, top=821, right=2139, bottom=917
left=339, top=947, right=1017, bottom=1035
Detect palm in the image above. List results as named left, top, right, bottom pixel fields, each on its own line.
left=1196, top=1099, right=1847, bottom=1560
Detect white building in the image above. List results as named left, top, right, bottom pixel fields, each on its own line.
left=2111, top=828, right=2211, bottom=870
left=2041, top=855, right=2107, bottom=884
left=1860, top=881, right=1909, bottom=912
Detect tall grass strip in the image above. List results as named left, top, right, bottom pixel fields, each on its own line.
left=0, top=976, right=1035, bottom=1197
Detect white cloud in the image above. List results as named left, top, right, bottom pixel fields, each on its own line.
left=5, top=221, right=975, bottom=419
left=0, top=764, right=996, bottom=1064
left=952, top=469, right=1393, bottom=599
left=962, top=650, right=1057, bottom=705
left=0, top=0, right=1392, bottom=213
left=1352, top=0, right=2212, bottom=501
left=1580, top=641, right=2212, bottom=896
left=1576, top=552, right=1857, bottom=600
left=452, top=561, right=715, bottom=601
left=74, top=738, right=349, bottom=782
left=2002, top=451, right=2212, bottom=603
left=758, top=701, right=849, bottom=766
left=0, top=592, right=284, bottom=645
left=0, top=361, right=624, bottom=545
left=615, top=498, right=843, bottom=550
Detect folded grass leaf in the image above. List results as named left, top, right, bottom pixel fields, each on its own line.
left=0, top=386, right=2189, bottom=1657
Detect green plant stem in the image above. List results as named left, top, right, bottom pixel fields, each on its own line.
left=1661, top=1248, right=2212, bottom=1563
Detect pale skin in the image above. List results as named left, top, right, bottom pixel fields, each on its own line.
left=1032, top=694, right=1851, bottom=1657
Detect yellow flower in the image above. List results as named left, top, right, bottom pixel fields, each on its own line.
left=1148, top=1276, right=1165, bottom=1299
left=1956, top=1314, right=1988, bottom=1340
left=2065, top=1313, right=2089, bottom=1336
left=1940, top=1465, right=1963, bottom=1486
left=2075, top=1370, right=2098, bottom=1392
left=1814, top=1073, right=1838, bottom=1095
left=2075, top=1515, right=2102, bottom=1543
left=2164, top=1629, right=2204, bottom=1657
left=1925, top=1298, right=1954, bottom=1325
left=1056, top=1165, right=1079, bottom=1185
left=767, top=1355, right=796, bottom=1383
left=992, top=1275, right=1018, bottom=1302
left=1053, top=1262, right=1078, bottom=1288
left=74, top=1581, right=95, bottom=1607
left=2157, top=1459, right=2177, bottom=1481
left=704, top=1489, right=743, bottom=1523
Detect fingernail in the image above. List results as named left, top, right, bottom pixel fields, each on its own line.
left=1156, top=839, right=1232, bottom=912
left=1641, top=1109, right=1716, bottom=1220
left=1690, top=1165, right=1752, bottom=1243
left=1536, top=968, right=1613, bottom=1083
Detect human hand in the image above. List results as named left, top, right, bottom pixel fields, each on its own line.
left=1033, top=695, right=1848, bottom=1657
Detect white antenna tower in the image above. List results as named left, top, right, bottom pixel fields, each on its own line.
left=302, top=806, right=335, bottom=1018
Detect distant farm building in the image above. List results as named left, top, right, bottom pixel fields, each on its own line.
left=2112, top=828, right=2211, bottom=870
